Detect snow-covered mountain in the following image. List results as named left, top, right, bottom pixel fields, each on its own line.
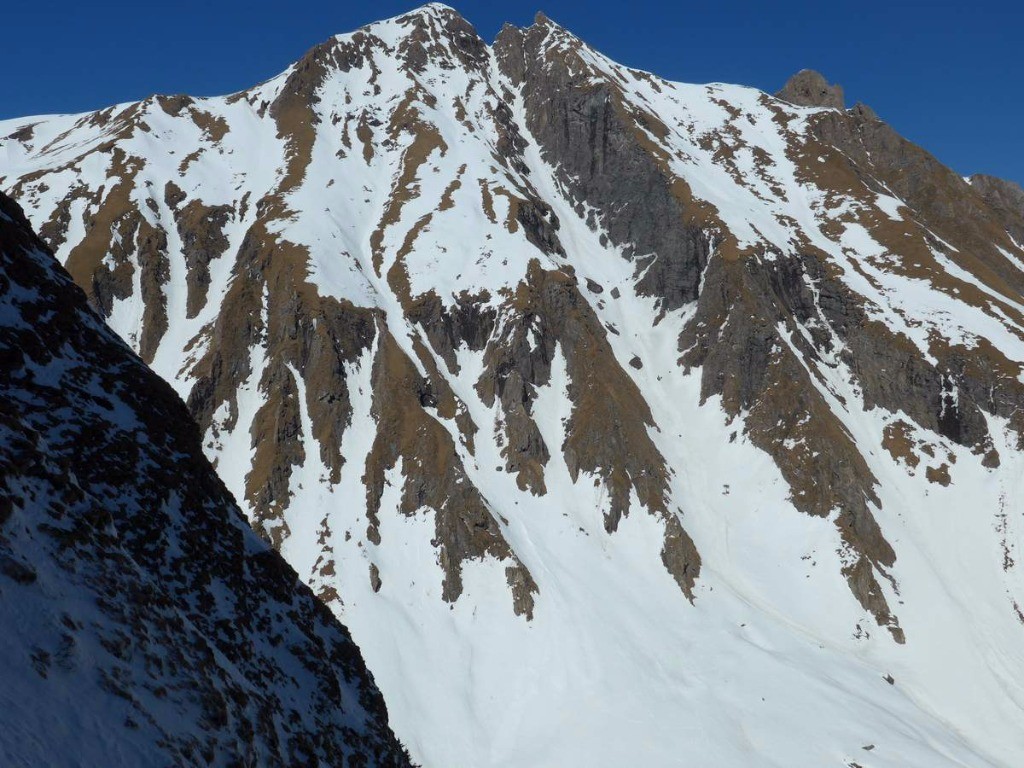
left=0, top=191, right=410, bottom=766
left=4, top=4, right=1024, bottom=765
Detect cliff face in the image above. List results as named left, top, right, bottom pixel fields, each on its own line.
left=0, top=192, right=410, bottom=767
left=3, top=5, right=1024, bottom=766
left=970, top=173, right=1024, bottom=244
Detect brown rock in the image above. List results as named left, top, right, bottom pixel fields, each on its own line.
left=776, top=69, right=845, bottom=109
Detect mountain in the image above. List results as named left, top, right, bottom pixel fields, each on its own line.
left=3, top=4, right=1024, bottom=765
left=0, top=192, right=410, bottom=766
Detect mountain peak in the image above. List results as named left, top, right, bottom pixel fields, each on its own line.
left=776, top=68, right=845, bottom=109
left=5, top=6, right=1024, bottom=766
left=350, top=2, right=470, bottom=41
left=397, top=2, right=460, bottom=19
left=531, top=9, right=575, bottom=37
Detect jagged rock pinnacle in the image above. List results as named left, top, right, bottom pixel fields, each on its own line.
left=776, top=69, right=845, bottom=109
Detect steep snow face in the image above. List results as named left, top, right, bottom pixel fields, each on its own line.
left=3, top=4, right=1024, bottom=767
left=0, top=193, right=410, bottom=767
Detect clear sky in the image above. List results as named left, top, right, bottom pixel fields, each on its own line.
left=4, top=0, right=1021, bottom=185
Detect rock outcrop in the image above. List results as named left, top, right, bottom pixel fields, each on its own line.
left=776, top=69, right=845, bottom=109
left=970, top=173, right=1024, bottom=244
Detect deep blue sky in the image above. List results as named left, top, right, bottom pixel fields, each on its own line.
left=4, top=1, right=1021, bottom=185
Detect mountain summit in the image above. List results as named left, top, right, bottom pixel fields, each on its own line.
left=776, top=69, right=846, bottom=108
left=3, top=5, right=1024, bottom=766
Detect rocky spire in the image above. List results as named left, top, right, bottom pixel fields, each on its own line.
left=776, top=69, right=845, bottom=109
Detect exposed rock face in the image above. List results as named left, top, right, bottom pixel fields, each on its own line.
left=495, top=19, right=713, bottom=313
left=970, top=173, right=1024, bottom=244
left=776, top=69, right=845, bottom=109
left=3, top=5, right=1024, bottom=767
left=0, top=192, right=411, bottom=767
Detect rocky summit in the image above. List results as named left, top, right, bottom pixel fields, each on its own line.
left=3, top=4, right=1024, bottom=766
